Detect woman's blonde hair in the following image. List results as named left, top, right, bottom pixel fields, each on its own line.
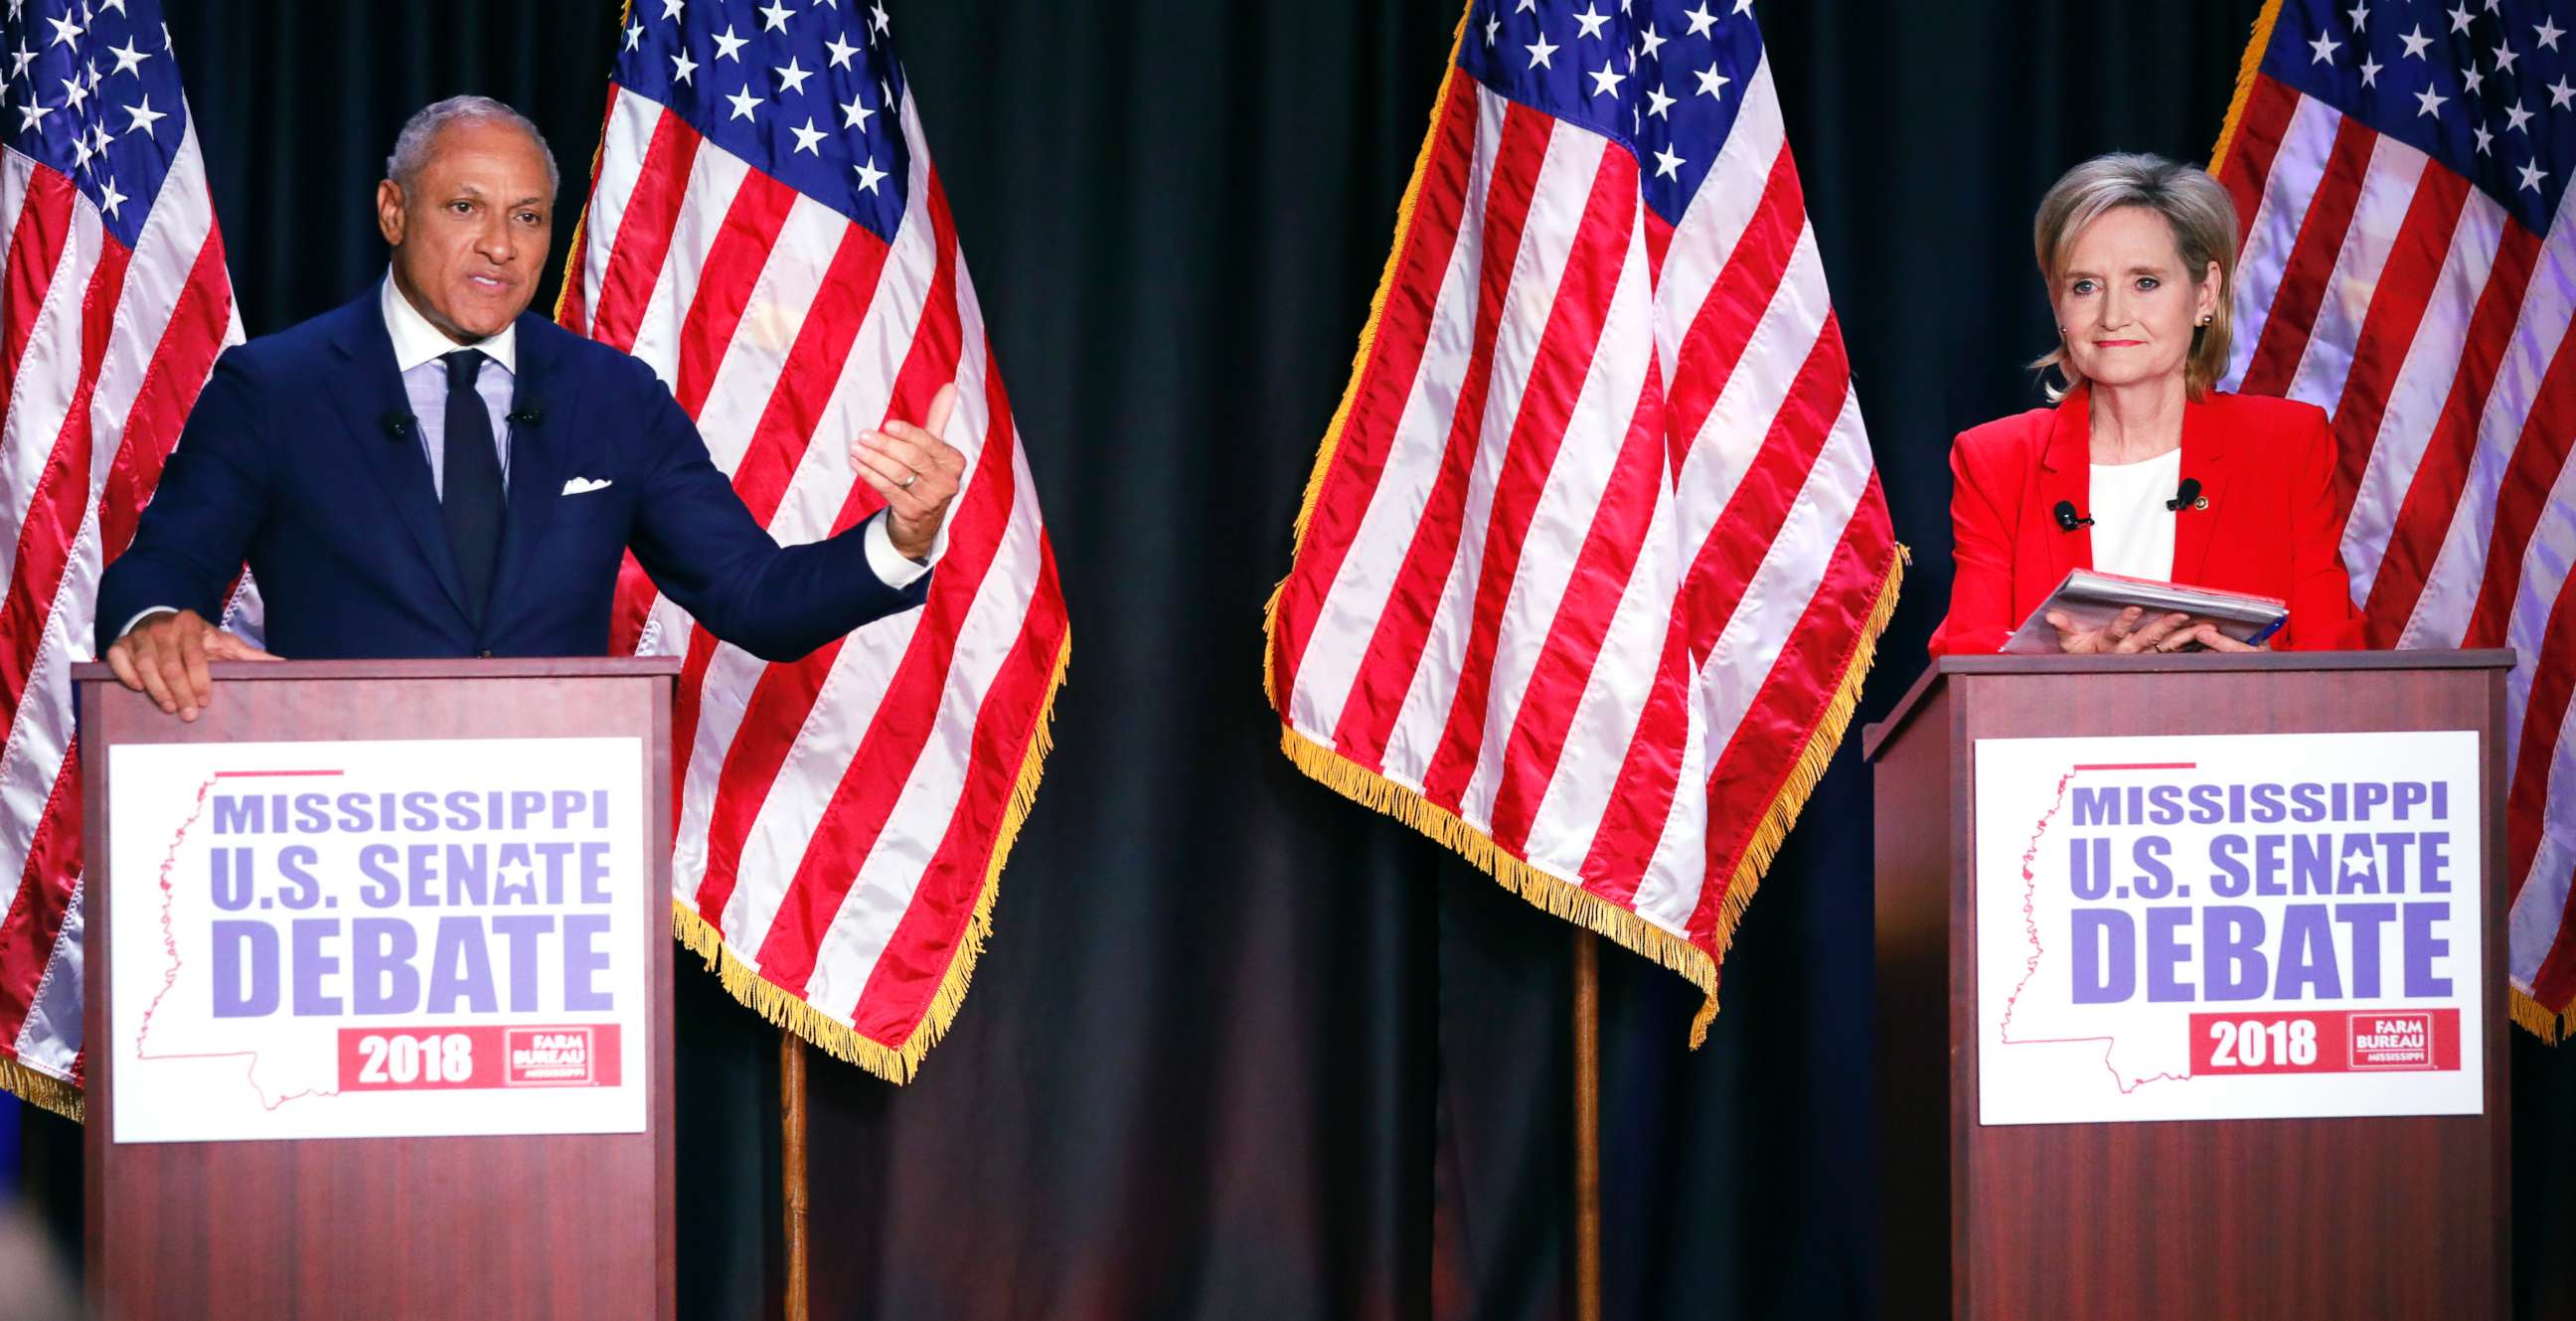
left=2028, top=152, right=2239, bottom=401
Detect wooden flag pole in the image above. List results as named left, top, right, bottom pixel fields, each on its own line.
left=781, top=1030, right=811, bottom=1321
left=1571, top=929, right=1603, bottom=1321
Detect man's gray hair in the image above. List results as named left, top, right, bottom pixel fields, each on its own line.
left=385, top=95, right=561, bottom=197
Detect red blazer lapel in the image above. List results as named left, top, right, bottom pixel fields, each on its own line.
left=2038, top=387, right=2093, bottom=585
left=2173, top=394, right=2232, bottom=585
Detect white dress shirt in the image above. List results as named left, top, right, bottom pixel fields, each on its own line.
left=382, top=271, right=520, bottom=498
left=119, top=275, right=929, bottom=641
left=2087, top=446, right=2182, bottom=581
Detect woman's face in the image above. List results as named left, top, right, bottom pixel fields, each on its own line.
left=2051, top=206, right=2220, bottom=393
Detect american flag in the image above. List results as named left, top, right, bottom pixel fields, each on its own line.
left=0, top=0, right=241, bottom=1119
left=2211, top=0, right=2576, bottom=1037
left=562, top=0, right=1066, bottom=1081
left=1265, top=0, right=1898, bottom=1041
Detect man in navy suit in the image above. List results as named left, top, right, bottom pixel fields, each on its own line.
left=98, top=95, right=965, bottom=720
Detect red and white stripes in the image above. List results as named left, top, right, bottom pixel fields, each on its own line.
left=0, top=121, right=241, bottom=1113
left=561, top=83, right=1066, bottom=1081
left=1267, top=43, right=1897, bottom=1039
left=2216, top=69, right=2576, bottom=1032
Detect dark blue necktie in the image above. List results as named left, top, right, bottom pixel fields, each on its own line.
left=439, top=349, right=505, bottom=623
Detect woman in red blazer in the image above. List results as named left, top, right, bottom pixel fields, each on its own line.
left=1929, top=154, right=2361, bottom=657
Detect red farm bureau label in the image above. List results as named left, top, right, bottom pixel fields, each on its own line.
left=2187, top=1009, right=2460, bottom=1075
left=337, top=1025, right=622, bottom=1090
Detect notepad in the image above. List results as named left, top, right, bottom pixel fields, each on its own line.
left=2001, top=569, right=2289, bottom=655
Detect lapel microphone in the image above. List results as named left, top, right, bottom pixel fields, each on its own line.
left=381, top=412, right=416, bottom=441
left=506, top=400, right=546, bottom=427
left=2165, top=477, right=2204, bottom=512
left=2052, top=500, right=2093, bottom=532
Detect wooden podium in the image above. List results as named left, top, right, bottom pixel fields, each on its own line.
left=75, top=658, right=681, bottom=1321
left=1863, top=650, right=2512, bottom=1321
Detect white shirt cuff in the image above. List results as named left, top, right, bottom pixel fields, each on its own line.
left=864, top=512, right=932, bottom=589
left=116, top=606, right=181, bottom=641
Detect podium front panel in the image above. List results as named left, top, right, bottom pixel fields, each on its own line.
left=78, top=660, right=678, bottom=1321
left=1870, top=654, right=2509, bottom=1321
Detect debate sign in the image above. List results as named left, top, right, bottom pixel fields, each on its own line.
left=106, top=737, right=648, bottom=1143
left=1974, top=730, right=2482, bottom=1126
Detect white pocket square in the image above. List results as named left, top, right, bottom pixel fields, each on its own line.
left=561, top=476, right=613, bottom=496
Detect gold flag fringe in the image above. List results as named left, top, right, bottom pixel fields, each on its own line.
left=1276, top=725, right=1720, bottom=1029
left=2512, top=986, right=2576, bottom=1044
left=677, top=631, right=1070, bottom=1083
left=1275, top=546, right=1902, bottom=1048
left=2207, top=0, right=2288, bottom=171
left=0, top=1054, right=80, bottom=1122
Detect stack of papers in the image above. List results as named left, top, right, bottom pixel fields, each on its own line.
left=2001, top=570, right=2289, bottom=654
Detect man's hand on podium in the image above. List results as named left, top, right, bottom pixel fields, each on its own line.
left=104, top=608, right=279, bottom=722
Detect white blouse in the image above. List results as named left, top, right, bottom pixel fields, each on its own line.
left=2087, top=447, right=2183, bottom=581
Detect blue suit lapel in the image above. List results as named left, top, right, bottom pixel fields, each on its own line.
left=488, top=313, right=570, bottom=631
left=319, top=297, right=473, bottom=622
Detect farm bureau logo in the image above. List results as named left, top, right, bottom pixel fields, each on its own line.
left=507, top=1027, right=598, bottom=1085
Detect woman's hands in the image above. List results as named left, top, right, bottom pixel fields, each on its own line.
left=2046, top=606, right=2267, bottom=655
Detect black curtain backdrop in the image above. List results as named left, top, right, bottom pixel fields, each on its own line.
left=13, top=2, right=2570, bottom=1318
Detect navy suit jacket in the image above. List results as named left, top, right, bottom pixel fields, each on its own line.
left=97, top=293, right=926, bottom=661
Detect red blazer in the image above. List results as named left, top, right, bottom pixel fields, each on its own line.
left=1927, top=387, right=2363, bottom=656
